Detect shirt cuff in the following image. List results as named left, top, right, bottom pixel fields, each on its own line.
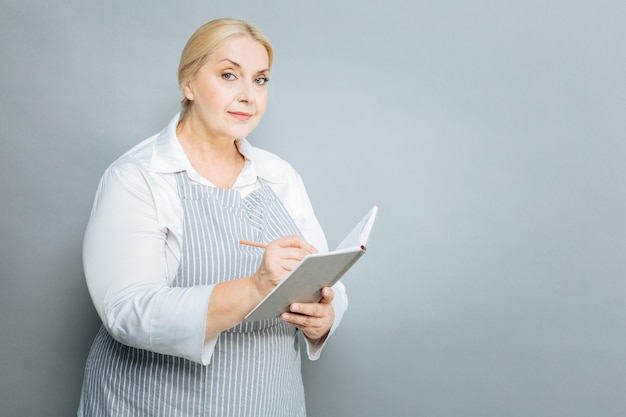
left=201, top=333, right=220, bottom=365
left=150, top=285, right=215, bottom=364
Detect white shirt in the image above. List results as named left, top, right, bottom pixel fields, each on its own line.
left=83, top=114, right=348, bottom=365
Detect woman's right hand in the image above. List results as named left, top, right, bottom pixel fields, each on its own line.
left=253, top=235, right=318, bottom=298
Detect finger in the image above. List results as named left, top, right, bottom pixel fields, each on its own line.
left=318, top=287, right=334, bottom=304
left=278, top=257, right=306, bottom=273
left=289, top=301, right=325, bottom=318
left=279, top=247, right=312, bottom=262
left=299, top=315, right=312, bottom=328
left=281, top=312, right=313, bottom=328
left=275, top=235, right=318, bottom=254
left=272, top=248, right=315, bottom=273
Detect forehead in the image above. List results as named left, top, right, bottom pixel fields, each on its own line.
left=210, top=35, right=269, bottom=69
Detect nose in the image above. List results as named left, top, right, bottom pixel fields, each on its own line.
left=237, top=80, right=254, bottom=103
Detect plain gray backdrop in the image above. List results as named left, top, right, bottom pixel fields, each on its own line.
left=1, top=0, right=625, bottom=416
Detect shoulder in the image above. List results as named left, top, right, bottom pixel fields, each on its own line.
left=93, top=135, right=163, bottom=204
left=109, top=135, right=155, bottom=172
left=246, top=143, right=302, bottom=185
left=99, top=135, right=157, bottom=183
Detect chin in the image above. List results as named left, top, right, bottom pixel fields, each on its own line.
left=229, top=124, right=259, bottom=139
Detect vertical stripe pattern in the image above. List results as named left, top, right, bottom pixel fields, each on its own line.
left=78, top=172, right=306, bottom=417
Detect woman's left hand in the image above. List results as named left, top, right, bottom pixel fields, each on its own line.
left=281, top=286, right=335, bottom=341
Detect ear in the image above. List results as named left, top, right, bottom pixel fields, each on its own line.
left=182, top=81, right=194, bottom=101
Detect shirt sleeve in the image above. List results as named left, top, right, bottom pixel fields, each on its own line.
left=83, top=161, right=215, bottom=364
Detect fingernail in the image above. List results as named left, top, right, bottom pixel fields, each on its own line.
left=291, top=304, right=300, bottom=312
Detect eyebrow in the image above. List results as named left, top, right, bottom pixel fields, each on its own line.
left=220, top=59, right=269, bottom=74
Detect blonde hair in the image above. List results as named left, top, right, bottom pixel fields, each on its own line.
left=177, top=18, right=274, bottom=120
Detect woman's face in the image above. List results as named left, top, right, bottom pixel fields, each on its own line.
left=182, top=35, right=270, bottom=141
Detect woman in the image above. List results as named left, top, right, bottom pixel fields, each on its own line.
left=78, top=18, right=347, bottom=417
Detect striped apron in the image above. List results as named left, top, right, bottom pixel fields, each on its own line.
left=78, top=172, right=306, bottom=417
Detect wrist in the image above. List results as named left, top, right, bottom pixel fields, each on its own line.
left=248, top=273, right=265, bottom=305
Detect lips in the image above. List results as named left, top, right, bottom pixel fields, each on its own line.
left=228, top=111, right=253, bottom=121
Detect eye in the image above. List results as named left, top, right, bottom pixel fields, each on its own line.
left=222, top=72, right=237, bottom=81
left=255, top=77, right=270, bottom=86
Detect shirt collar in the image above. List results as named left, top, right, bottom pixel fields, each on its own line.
left=148, top=113, right=188, bottom=174
left=148, top=113, right=283, bottom=185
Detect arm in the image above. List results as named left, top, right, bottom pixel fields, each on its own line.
left=84, top=163, right=214, bottom=363
left=203, top=235, right=318, bottom=335
left=84, top=162, right=318, bottom=363
left=275, top=167, right=350, bottom=359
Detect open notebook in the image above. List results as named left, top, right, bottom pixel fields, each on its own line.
left=243, top=206, right=378, bottom=322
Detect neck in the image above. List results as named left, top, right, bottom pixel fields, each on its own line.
left=176, top=118, right=245, bottom=188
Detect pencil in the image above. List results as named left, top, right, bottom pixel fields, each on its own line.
left=239, top=239, right=268, bottom=249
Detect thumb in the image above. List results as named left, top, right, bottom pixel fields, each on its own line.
left=319, top=287, right=334, bottom=304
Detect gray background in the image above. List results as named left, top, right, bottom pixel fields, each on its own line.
left=1, top=0, right=624, bottom=416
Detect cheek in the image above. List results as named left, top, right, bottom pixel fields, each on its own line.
left=256, top=91, right=269, bottom=116
left=187, top=77, right=224, bottom=105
